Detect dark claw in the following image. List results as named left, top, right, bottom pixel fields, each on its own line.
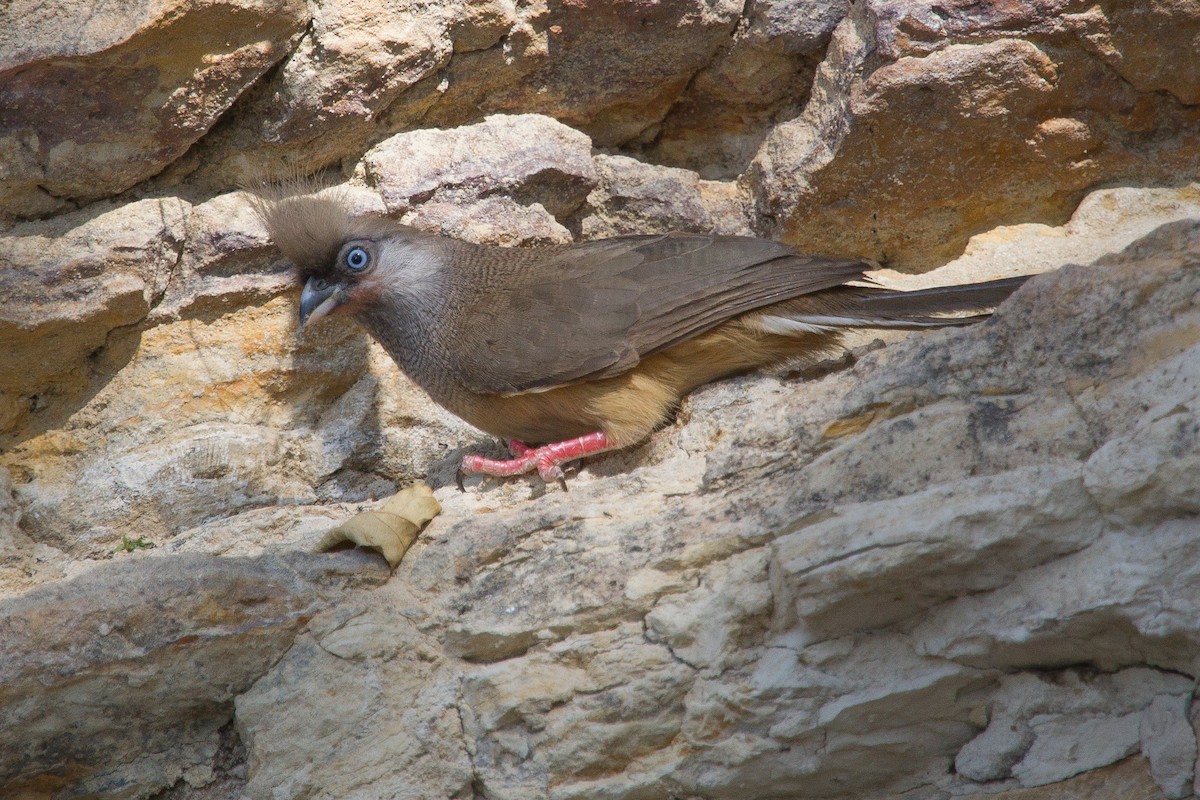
left=455, top=467, right=466, bottom=492
left=557, top=476, right=569, bottom=492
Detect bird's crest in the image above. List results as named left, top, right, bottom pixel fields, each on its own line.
left=249, top=188, right=356, bottom=276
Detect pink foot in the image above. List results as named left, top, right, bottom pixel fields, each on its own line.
left=507, top=439, right=535, bottom=457
left=459, top=432, right=613, bottom=490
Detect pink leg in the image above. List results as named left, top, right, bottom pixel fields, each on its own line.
left=459, top=432, right=613, bottom=490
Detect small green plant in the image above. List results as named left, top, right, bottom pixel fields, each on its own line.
left=114, top=535, right=156, bottom=553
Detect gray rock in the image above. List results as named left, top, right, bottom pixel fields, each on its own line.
left=0, top=551, right=387, bottom=798
left=1141, top=693, right=1197, bottom=799
left=360, top=114, right=598, bottom=224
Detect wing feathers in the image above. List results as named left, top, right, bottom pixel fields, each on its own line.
left=451, top=234, right=876, bottom=394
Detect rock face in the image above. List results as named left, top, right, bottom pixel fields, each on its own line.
left=0, top=551, right=388, bottom=800
left=1, top=0, right=1199, bottom=798
left=0, top=0, right=306, bottom=220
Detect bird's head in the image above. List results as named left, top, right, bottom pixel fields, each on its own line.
left=253, top=192, right=440, bottom=330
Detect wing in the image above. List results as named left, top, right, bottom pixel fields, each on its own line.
left=446, top=233, right=873, bottom=394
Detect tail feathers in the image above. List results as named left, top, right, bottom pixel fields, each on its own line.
left=749, top=275, right=1029, bottom=335
left=859, top=275, right=1030, bottom=317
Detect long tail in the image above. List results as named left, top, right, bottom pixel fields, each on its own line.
left=750, top=275, right=1029, bottom=335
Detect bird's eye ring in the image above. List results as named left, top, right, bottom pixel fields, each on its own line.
left=345, top=246, right=370, bottom=272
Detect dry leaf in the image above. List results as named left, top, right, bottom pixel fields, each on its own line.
left=316, top=483, right=442, bottom=568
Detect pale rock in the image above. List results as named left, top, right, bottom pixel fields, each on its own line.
left=464, top=622, right=694, bottom=799
left=402, top=197, right=572, bottom=246
left=0, top=551, right=386, bottom=798
left=188, top=0, right=457, bottom=187
left=461, top=657, right=588, bottom=731
left=164, top=502, right=359, bottom=560
left=771, top=463, right=1103, bottom=640
left=645, top=548, right=772, bottom=673
left=443, top=0, right=744, bottom=147
left=917, top=520, right=1200, bottom=677
left=7, top=190, right=1200, bottom=800
left=957, top=756, right=1178, bottom=800
left=355, top=114, right=593, bottom=243
left=871, top=184, right=1200, bottom=290
left=0, top=198, right=187, bottom=439
left=955, top=718, right=1035, bottom=783
left=955, top=669, right=1194, bottom=790
left=1141, top=694, right=1196, bottom=799
left=235, top=621, right=474, bottom=800
left=1014, top=713, right=1143, bottom=787
left=3, top=298, right=351, bottom=556
left=195, top=0, right=747, bottom=185
left=263, top=0, right=453, bottom=140
left=644, top=0, right=849, bottom=176
left=151, top=191, right=294, bottom=322
left=677, top=637, right=985, bottom=797
left=1083, top=399, right=1200, bottom=525
left=623, top=567, right=694, bottom=602
left=1191, top=698, right=1200, bottom=798
left=0, top=468, right=63, bottom=595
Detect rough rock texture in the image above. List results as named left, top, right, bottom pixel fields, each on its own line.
left=0, top=550, right=388, bottom=799
left=750, top=0, right=1200, bottom=266
left=0, top=0, right=306, bottom=220
left=2, top=0, right=1200, bottom=798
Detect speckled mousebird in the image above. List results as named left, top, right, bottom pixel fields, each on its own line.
left=256, top=192, right=1026, bottom=490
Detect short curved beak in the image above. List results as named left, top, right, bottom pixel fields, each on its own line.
left=299, top=277, right=345, bottom=330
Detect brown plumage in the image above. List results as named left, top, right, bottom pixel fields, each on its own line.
left=255, top=191, right=1027, bottom=488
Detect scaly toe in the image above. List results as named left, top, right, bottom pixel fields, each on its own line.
left=538, top=460, right=568, bottom=488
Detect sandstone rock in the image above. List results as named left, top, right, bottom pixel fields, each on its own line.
left=152, top=190, right=294, bottom=322
left=959, top=756, right=1172, bottom=800
left=5, top=207, right=1200, bottom=799
left=0, top=199, right=187, bottom=440
left=361, top=115, right=595, bottom=218
left=750, top=0, right=1200, bottom=266
left=1141, top=694, right=1196, bottom=799
left=0, top=0, right=306, bottom=221
left=955, top=669, right=1194, bottom=791
left=770, top=463, right=1104, bottom=641
left=234, top=585, right=474, bottom=800
left=1077, top=1, right=1200, bottom=106
left=189, top=0, right=745, bottom=190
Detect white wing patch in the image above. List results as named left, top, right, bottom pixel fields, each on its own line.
left=750, top=314, right=875, bottom=335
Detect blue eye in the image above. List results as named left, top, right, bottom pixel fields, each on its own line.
left=345, top=246, right=370, bottom=271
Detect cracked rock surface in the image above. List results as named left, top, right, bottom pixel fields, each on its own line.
left=237, top=220, right=1200, bottom=799
left=2, top=0, right=1200, bottom=798
left=4, top=210, right=1198, bottom=800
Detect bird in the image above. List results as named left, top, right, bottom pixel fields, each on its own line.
left=255, top=191, right=1027, bottom=490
